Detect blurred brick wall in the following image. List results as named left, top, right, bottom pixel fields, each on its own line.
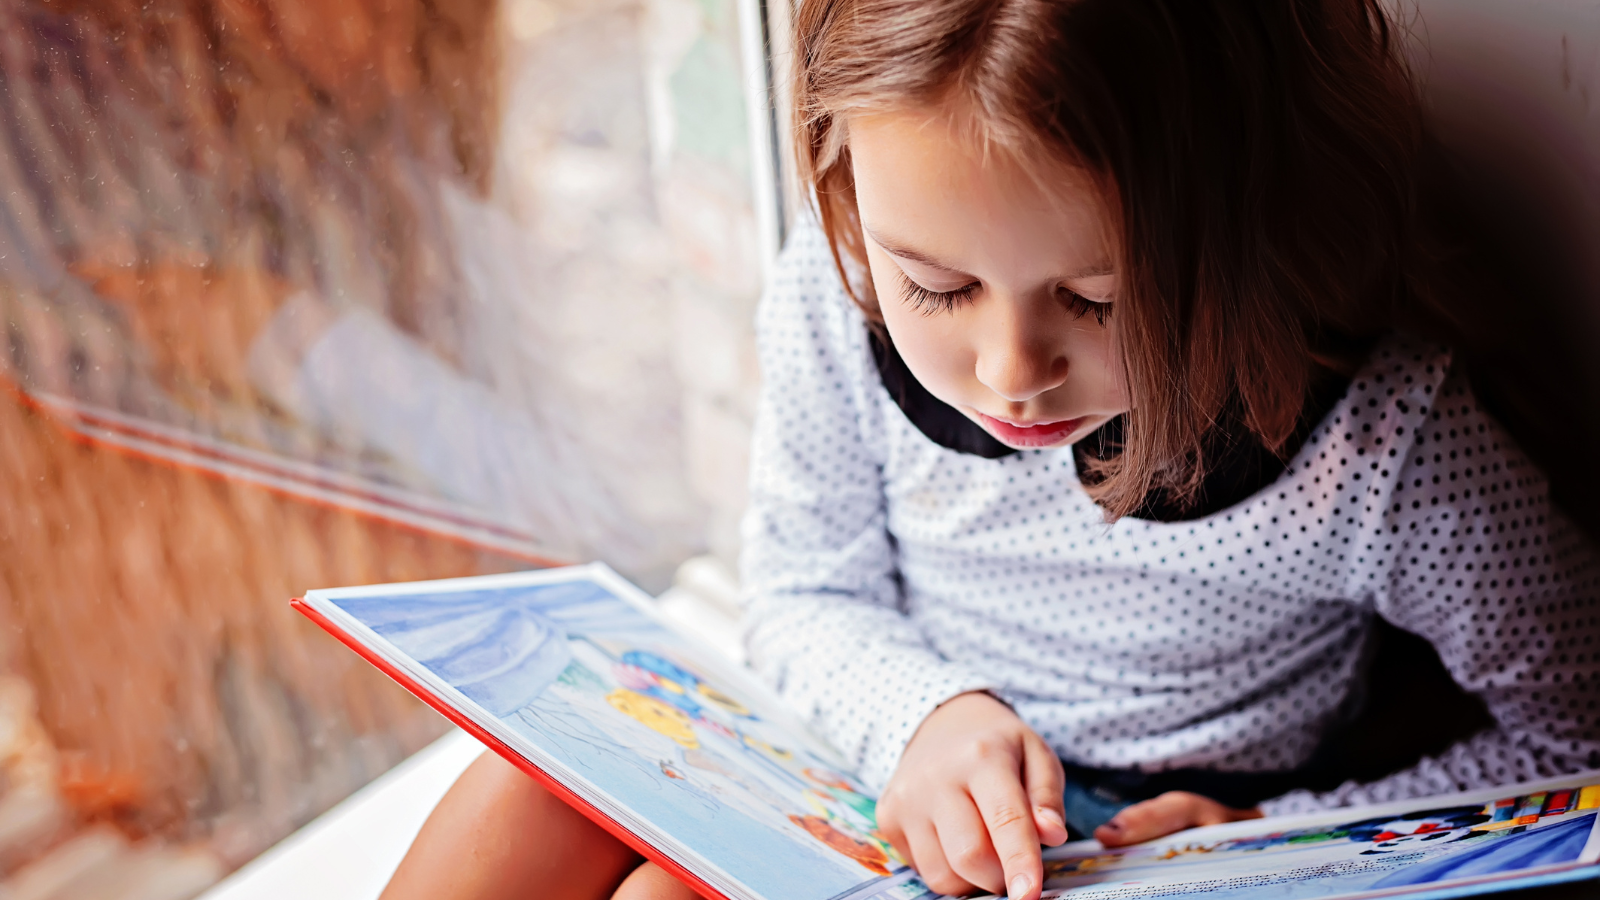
left=0, top=391, right=523, bottom=863
left=0, top=2, right=768, bottom=896
left=0, top=0, right=528, bottom=894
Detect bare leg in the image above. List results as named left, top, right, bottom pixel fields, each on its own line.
left=381, top=752, right=642, bottom=900
left=613, top=861, right=706, bottom=900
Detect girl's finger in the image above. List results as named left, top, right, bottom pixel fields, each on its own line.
left=967, top=768, right=1042, bottom=899
left=1021, top=736, right=1068, bottom=846
left=1094, top=792, right=1200, bottom=847
left=907, top=821, right=975, bottom=897
left=876, top=804, right=911, bottom=872
left=1094, top=792, right=1262, bottom=848
left=935, top=792, right=1005, bottom=894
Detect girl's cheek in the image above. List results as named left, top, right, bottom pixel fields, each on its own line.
left=1080, top=323, right=1130, bottom=411
left=883, top=305, right=976, bottom=397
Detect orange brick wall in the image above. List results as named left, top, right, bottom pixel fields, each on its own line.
left=0, top=392, right=527, bottom=863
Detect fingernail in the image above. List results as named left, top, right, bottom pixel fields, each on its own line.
left=1009, top=873, right=1032, bottom=899
left=1100, top=819, right=1123, bottom=833
left=1036, top=806, right=1065, bottom=829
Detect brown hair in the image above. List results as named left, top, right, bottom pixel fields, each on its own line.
left=794, top=0, right=1451, bottom=518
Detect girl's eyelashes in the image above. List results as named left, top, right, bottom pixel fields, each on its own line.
left=1061, top=286, right=1112, bottom=326
left=897, top=272, right=977, bottom=316
left=893, top=273, right=1113, bottom=326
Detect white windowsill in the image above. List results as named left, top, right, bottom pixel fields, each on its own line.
left=196, top=730, right=484, bottom=900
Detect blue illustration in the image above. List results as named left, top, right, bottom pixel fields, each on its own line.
left=1038, top=781, right=1600, bottom=899
left=320, top=570, right=931, bottom=900
left=1372, top=813, right=1596, bottom=888
left=336, top=581, right=630, bottom=715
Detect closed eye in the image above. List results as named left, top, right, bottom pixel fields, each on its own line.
left=897, top=272, right=977, bottom=316
left=1061, top=287, right=1112, bottom=326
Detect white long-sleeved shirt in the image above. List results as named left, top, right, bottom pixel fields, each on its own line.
left=739, top=221, right=1600, bottom=814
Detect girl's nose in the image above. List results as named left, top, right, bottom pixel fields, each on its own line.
left=973, top=310, right=1070, bottom=402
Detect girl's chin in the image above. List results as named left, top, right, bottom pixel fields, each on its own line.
left=973, top=412, right=1088, bottom=449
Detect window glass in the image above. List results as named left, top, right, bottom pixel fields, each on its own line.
left=0, top=0, right=765, bottom=887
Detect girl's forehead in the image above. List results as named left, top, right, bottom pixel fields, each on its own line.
left=848, top=107, right=1113, bottom=277
left=848, top=106, right=1091, bottom=204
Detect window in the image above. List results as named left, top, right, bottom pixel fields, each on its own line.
left=0, top=0, right=782, bottom=888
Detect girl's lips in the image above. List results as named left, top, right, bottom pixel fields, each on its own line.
left=974, top=412, right=1086, bottom=448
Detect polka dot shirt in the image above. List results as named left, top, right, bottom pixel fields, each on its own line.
left=739, top=221, right=1600, bottom=813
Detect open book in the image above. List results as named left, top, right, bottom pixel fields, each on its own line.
left=293, top=564, right=1600, bottom=900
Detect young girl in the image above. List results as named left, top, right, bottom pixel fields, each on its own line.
left=382, top=1, right=1600, bottom=899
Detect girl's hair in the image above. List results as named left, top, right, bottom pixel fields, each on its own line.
left=794, top=0, right=1452, bottom=519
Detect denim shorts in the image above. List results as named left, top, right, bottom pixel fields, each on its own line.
left=1060, top=774, right=1134, bottom=839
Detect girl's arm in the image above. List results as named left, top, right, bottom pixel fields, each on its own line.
left=738, top=234, right=1068, bottom=897
left=1263, top=366, right=1600, bottom=815
left=739, top=224, right=998, bottom=789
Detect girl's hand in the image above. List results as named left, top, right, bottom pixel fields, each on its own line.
left=1093, top=792, right=1262, bottom=847
left=877, top=692, right=1069, bottom=900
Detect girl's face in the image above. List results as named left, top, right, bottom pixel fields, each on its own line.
left=851, top=108, right=1129, bottom=450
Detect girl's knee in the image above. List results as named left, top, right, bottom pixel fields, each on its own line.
left=464, top=751, right=543, bottom=799
left=612, top=862, right=702, bottom=900
left=443, top=752, right=639, bottom=864
left=457, top=752, right=583, bottom=824
left=392, top=751, right=642, bottom=899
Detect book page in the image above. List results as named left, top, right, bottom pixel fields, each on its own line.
left=306, top=564, right=935, bottom=900
left=1003, top=776, right=1600, bottom=899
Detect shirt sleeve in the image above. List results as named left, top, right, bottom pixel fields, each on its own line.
left=738, top=224, right=998, bottom=791
left=1262, top=364, right=1600, bottom=815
